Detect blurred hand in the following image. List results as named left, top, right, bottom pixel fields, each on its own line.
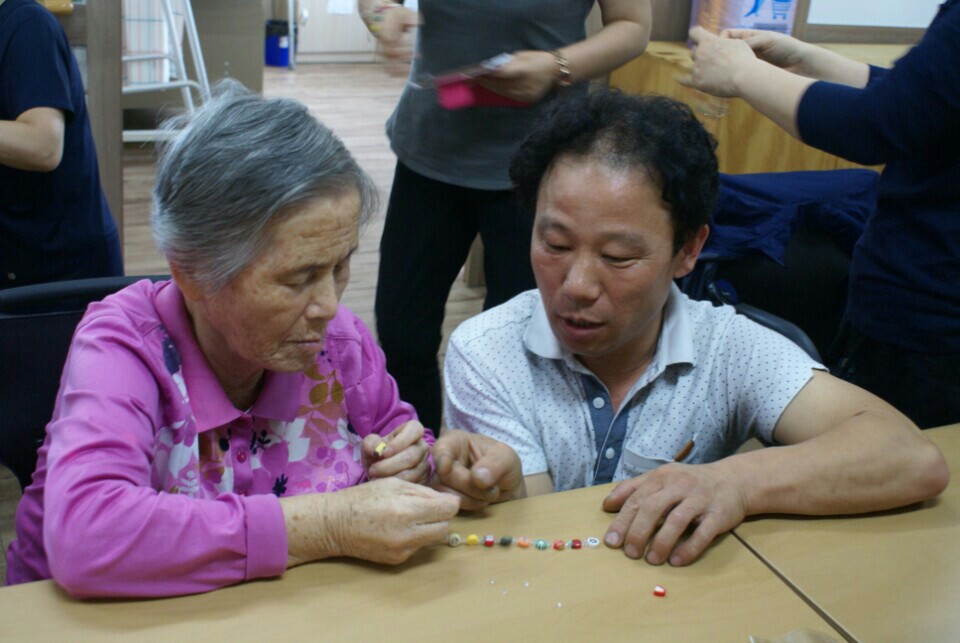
left=376, top=7, right=421, bottom=77
left=478, top=50, right=558, bottom=104
left=285, top=477, right=459, bottom=567
left=682, top=26, right=759, bottom=98
left=721, top=28, right=812, bottom=75
left=601, top=462, right=747, bottom=566
left=431, top=430, right=524, bottom=511
left=362, top=420, right=431, bottom=485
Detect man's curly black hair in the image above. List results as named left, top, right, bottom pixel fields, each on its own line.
left=509, top=88, right=719, bottom=253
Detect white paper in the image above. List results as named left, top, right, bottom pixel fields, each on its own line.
left=326, top=0, right=354, bottom=15
left=807, top=0, right=938, bottom=28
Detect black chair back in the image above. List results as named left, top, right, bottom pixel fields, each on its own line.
left=0, top=275, right=168, bottom=490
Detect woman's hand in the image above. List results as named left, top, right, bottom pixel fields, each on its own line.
left=684, top=26, right=761, bottom=98
left=721, top=29, right=812, bottom=76
left=477, top=50, right=559, bottom=104
left=282, top=477, right=460, bottom=567
left=375, top=7, right=421, bottom=76
left=431, top=430, right=524, bottom=511
left=362, top=420, right=431, bottom=485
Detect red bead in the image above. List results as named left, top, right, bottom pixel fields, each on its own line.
left=653, top=585, right=666, bottom=597
left=571, top=539, right=583, bottom=549
left=483, top=535, right=495, bottom=547
left=552, top=539, right=566, bottom=551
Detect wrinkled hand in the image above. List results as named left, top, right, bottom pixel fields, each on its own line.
left=601, top=462, right=747, bottom=566
left=376, top=7, right=421, bottom=76
left=721, top=28, right=811, bottom=75
left=477, top=50, right=558, bottom=104
left=325, top=477, right=459, bottom=565
left=431, top=430, right=524, bottom=511
left=682, top=26, right=759, bottom=98
left=362, top=420, right=431, bottom=485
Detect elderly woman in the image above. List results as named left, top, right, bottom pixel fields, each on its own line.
left=4, top=82, right=523, bottom=598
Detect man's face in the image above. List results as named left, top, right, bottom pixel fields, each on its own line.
left=531, top=155, right=706, bottom=374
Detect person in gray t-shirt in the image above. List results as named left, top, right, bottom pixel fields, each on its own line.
left=357, top=0, right=651, bottom=430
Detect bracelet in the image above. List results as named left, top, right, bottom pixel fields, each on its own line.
left=364, top=1, right=398, bottom=36
left=549, top=49, right=572, bottom=88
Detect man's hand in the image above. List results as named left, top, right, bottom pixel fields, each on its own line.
left=431, top=430, right=524, bottom=511
left=601, top=462, right=748, bottom=566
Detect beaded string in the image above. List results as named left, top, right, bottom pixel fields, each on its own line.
left=447, top=533, right=602, bottom=550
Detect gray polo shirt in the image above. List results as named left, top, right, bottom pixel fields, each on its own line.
left=444, top=286, right=821, bottom=491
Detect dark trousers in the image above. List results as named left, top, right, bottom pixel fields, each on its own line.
left=375, top=162, right=536, bottom=432
left=836, top=325, right=960, bottom=429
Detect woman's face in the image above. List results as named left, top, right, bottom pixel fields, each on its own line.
left=190, top=190, right=361, bottom=376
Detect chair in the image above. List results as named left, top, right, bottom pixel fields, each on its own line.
left=680, top=169, right=879, bottom=364
left=0, top=275, right=168, bottom=490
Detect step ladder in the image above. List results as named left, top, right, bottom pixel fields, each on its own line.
left=121, top=0, right=210, bottom=142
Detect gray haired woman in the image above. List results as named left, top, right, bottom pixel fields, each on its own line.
left=6, top=81, right=463, bottom=598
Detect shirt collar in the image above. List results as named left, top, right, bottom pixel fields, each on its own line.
left=523, top=283, right=697, bottom=375
left=154, top=282, right=301, bottom=432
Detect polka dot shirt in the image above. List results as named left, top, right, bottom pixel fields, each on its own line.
left=443, top=286, right=822, bottom=492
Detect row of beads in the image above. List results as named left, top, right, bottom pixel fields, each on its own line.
left=448, top=533, right=601, bottom=550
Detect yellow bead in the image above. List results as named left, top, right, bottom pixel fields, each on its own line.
left=466, top=534, right=479, bottom=546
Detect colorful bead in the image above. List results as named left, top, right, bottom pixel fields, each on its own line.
left=535, top=539, right=548, bottom=550
left=552, top=539, right=566, bottom=551
left=483, top=534, right=496, bottom=547
left=571, top=539, right=583, bottom=549
left=499, top=536, right=513, bottom=546
left=653, top=585, right=667, bottom=597
left=466, top=534, right=479, bottom=546
left=585, top=537, right=601, bottom=548
left=374, top=441, right=388, bottom=457
left=516, top=537, right=531, bottom=548
left=448, top=533, right=463, bottom=547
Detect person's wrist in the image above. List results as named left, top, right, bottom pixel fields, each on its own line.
left=548, top=49, right=572, bottom=88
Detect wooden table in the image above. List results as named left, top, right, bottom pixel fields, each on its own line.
left=0, top=484, right=837, bottom=642
left=734, top=425, right=960, bottom=642
left=609, top=41, right=909, bottom=175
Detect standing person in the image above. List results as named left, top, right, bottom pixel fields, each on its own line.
left=0, top=0, right=123, bottom=290
left=359, top=0, right=651, bottom=430
left=683, top=2, right=960, bottom=428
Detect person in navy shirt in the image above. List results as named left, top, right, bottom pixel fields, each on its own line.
left=685, top=2, right=960, bottom=428
left=0, top=0, right=122, bottom=290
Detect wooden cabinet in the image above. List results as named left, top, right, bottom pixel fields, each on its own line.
left=609, top=41, right=907, bottom=174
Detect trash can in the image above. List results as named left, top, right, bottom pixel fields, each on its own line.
left=265, top=19, right=295, bottom=67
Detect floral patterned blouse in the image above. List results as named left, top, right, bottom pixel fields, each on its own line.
left=7, top=279, right=427, bottom=597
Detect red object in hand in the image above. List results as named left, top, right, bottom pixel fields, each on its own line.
left=436, top=80, right=529, bottom=110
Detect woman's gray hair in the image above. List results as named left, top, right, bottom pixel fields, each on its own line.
left=152, top=79, right=379, bottom=292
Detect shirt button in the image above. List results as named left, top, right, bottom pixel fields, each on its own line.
left=592, top=397, right=605, bottom=409
left=604, top=447, right=615, bottom=460
left=236, top=449, right=248, bottom=463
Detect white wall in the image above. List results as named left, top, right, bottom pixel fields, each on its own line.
left=807, top=0, right=939, bottom=29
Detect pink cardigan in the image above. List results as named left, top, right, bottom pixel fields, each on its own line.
left=6, top=279, right=427, bottom=597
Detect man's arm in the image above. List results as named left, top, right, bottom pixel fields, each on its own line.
left=524, top=472, right=554, bottom=497
left=736, top=371, right=948, bottom=515
left=602, top=371, right=948, bottom=566
left=0, top=107, right=65, bottom=172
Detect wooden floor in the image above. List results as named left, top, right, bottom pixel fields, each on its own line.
left=0, top=63, right=487, bottom=585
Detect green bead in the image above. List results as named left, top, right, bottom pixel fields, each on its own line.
left=534, top=539, right=548, bottom=550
